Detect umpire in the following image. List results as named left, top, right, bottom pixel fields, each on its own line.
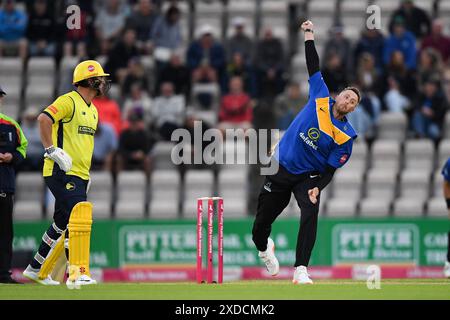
left=0, top=85, right=28, bottom=284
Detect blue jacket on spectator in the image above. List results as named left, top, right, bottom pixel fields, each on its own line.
left=354, top=31, right=385, bottom=72
left=186, top=40, right=226, bottom=73
left=383, top=30, right=417, bottom=70
left=0, top=8, right=27, bottom=42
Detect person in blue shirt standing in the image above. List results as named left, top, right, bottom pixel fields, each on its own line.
left=0, top=0, right=28, bottom=61
left=252, top=20, right=360, bottom=284
left=440, top=158, right=450, bottom=278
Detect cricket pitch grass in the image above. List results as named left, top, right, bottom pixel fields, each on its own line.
left=1, top=279, right=449, bottom=300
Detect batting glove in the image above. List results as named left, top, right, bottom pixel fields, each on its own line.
left=44, top=146, right=73, bottom=172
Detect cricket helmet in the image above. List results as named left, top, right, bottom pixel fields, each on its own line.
left=72, top=60, right=109, bottom=85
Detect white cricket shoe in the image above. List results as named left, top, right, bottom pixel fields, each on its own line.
left=444, top=261, right=450, bottom=278
left=293, top=266, right=313, bottom=284
left=22, top=266, right=60, bottom=285
left=258, top=238, right=279, bottom=276
left=66, top=274, right=97, bottom=289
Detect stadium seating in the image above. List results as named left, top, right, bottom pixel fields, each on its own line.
left=115, top=171, right=147, bottom=219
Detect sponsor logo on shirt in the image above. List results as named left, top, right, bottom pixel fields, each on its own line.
left=48, top=105, right=58, bottom=114
left=307, top=127, right=320, bottom=141
left=339, top=154, right=348, bottom=164
left=78, top=126, right=96, bottom=136
left=299, top=132, right=318, bottom=150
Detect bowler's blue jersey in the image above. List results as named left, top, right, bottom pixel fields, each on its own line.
left=442, top=158, right=450, bottom=182
left=274, top=71, right=357, bottom=174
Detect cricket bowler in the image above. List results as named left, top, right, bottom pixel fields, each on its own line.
left=23, top=60, right=110, bottom=287
left=252, top=20, right=360, bottom=284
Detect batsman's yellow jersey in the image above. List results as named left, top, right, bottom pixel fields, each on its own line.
left=42, top=91, right=98, bottom=180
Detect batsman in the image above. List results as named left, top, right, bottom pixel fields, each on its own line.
left=23, top=60, right=110, bottom=287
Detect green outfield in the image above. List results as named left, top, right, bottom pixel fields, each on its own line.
left=0, top=279, right=449, bottom=300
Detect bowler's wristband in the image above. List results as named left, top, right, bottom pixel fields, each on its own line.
left=446, top=198, right=450, bottom=209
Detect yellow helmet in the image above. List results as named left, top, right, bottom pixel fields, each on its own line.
left=72, top=60, right=110, bottom=85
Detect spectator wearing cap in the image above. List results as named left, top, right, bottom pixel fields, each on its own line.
left=125, top=0, right=159, bottom=54
left=187, top=24, right=226, bottom=90
left=254, top=27, right=285, bottom=99
left=95, top=0, right=130, bottom=55
left=226, top=17, right=253, bottom=63
left=421, top=19, right=450, bottom=64
left=93, top=122, right=118, bottom=172
left=19, top=108, right=43, bottom=171
left=384, top=16, right=417, bottom=71
left=0, top=86, right=27, bottom=284
left=389, top=0, right=430, bottom=39
left=323, top=24, right=352, bottom=73
left=117, top=109, right=154, bottom=177
left=0, top=0, right=28, bottom=60
left=26, top=0, right=55, bottom=57
left=411, top=76, right=449, bottom=140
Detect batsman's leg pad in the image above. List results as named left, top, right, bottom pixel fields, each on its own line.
left=38, top=233, right=65, bottom=280
left=68, top=202, right=93, bottom=279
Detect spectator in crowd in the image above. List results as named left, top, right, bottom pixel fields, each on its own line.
left=255, top=27, right=285, bottom=99
left=421, top=19, right=450, bottom=64
left=321, top=52, right=348, bottom=96
left=63, top=0, right=90, bottom=58
left=92, top=122, right=117, bottom=172
left=225, top=52, right=256, bottom=97
left=26, top=0, right=55, bottom=57
left=152, top=82, right=185, bottom=140
left=126, top=0, right=159, bottom=54
left=19, top=108, right=42, bottom=171
left=226, top=16, right=253, bottom=63
left=354, top=27, right=385, bottom=73
left=383, top=50, right=417, bottom=101
left=384, top=76, right=411, bottom=113
left=95, top=0, right=129, bottom=55
left=151, top=5, right=182, bottom=64
left=122, top=82, right=153, bottom=127
left=323, top=24, right=352, bottom=73
left=122, top=57, right=150, bottom=98
left=218, top=76, right=253, bottom=133
left=411, top=76, right=448, bottom=140
left=117, top=109, right=154, bottom=177
left=157, top=52, right=191, bottom=99
left=384, top=16, right=417, bottom=71
left=274, top=81, right=306, bottom=130
left=350, top=90, right=381, bottom=140
left=105, top=28, right=139, bottom=84
left=417, top=48, right=442, bottom=90
left=93, top=94, right=123, bottom=137
left=356, top=52, right=382, bottom=97
left=187, top=24, right=226, bottom=81
left=389, top=0, right=430, bottom=39
left=187, top=25, right=226, bottom=108
left=0, top=0, right=28, bottom=60
left=443, top=68, right=450, bottom=104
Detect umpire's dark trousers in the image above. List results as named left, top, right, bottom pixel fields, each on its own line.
left=0, top=192, right=14, bottom=279
left=252, top=164, right=321, bottom=267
